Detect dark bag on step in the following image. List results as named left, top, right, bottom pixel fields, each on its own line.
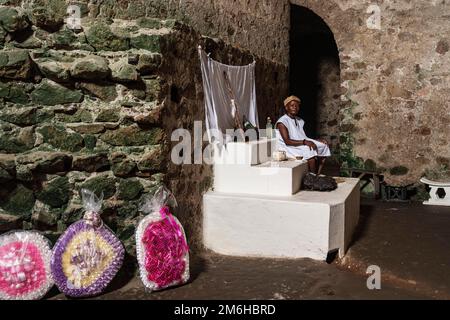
left=303, top=173, right=338, bottom=191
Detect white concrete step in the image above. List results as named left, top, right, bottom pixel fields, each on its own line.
left=213, top=160, right=308, bottom=196
left=213, top=138, right=278, bottom=166
left=203, top=177, right=360, bottom=261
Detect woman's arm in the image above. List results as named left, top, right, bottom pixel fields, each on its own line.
left=276, top=123, right=317, bottom=150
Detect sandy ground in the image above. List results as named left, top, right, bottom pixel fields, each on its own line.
left=45, top=198, right=450, bottom=300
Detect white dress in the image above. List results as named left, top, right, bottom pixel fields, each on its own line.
left=275, top=114, right=331, bottom=160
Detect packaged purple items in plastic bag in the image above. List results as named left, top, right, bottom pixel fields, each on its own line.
left=136, top=186, right=189, bottom=291
left=0, top=231, right=54, bottom=300
left=51, top=189, right=124, bottom=297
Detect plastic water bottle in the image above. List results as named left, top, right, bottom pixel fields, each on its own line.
left=266, top=117, right=273, bottom=139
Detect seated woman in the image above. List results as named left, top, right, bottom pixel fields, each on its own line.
left=276, top=95, right=331, bottom=174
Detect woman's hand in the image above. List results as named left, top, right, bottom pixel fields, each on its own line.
left=304, top=140, right=318, bottom=151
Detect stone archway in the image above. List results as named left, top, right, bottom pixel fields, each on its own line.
left=289, top=4, right=341, bottom=154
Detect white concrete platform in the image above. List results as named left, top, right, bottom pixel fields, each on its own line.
left=213, top=160, right=308, bottom=196
left=213, top=138, right=277, bottom=166
left=203, top=177, right=360, bottom=261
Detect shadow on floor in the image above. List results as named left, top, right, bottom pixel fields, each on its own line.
left=189, top=254, right=207, bottom=282
left=348, top=201, right=376, bottom=247
left=104, top=253, right=138, bottom=294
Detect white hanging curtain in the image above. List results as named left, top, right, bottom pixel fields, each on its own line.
left=198, top=47, right=259, bottom=143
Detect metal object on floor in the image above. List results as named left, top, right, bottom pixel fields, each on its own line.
left=381, top=183, right=411, bottom=202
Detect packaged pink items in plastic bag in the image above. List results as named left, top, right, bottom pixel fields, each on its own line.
left=136, top=186, right=189, bottom=291
left=0, top=231, right=54, bottom=300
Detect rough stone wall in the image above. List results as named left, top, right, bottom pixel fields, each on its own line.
left=0, top=4, right=176, bottom=254
left=75, top=0, right=291, bottom=65
left=0, top=1, right=287, bottom=252
left=289, top=0, right=450, bottom=188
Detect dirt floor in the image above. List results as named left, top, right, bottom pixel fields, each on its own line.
left=46, top=198, right=450, bottom=300
left=338, top=199, right=450, bottom=299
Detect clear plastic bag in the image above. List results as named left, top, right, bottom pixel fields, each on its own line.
left=50, top=188, right=124, bottom=297
left=136, top=185, right=190, bottom=292
left=0, top=230, right=54, bottom=300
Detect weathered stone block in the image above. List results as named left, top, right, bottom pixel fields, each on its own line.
left=0, top=107, right=32, bottom=125
left=11, top=32, right=43, bottom=49
left=57, top=108, right=93, bottom=123
left=85, top=22, right=129, bottom=51
left=0, top=6, right=29, bottom=33
left=71, top=55, right=110, bottom=80
left=0, top=107, right=52, bottom=126
left=0, top=152, right=14, bottom=167
left=31, top=79, right=83, bottom=105
left=162, top=19, right=178, bottom=29
left=79, top=82, right=117, bottom=102
left=15, top=164, right=33, bottom=181
left=0, top=211, right=22, bottom=231
left=81, top=173, right=116, bottom=199
left=0, top=81, right=29, bottom=104
left=136, top=17, right=162, bottom=29
left=96, top=108, right=120, bottom=122
left=72, top=153, right=110, bottom=172
left=0, top=128, right=35, bottom=153
left=31, top=206, right=59, bottom=229
left=116, top=202, right=138, bottom=219
left=130, top=34, right=160, bottom=52
left=111, top=152, right=136, bottom=177
left=36, top=176, right=70, bottom=208
left=66, top=123, right=105, bottom=134
left=17, top=151, right=72, bottom=174
left=83, top=134, right=97, bottom=150
left=0, top=184, right=35, bottom=219
left=61, top=202, right=83, bottom=225
left=37, top=125, right=84, bottom=152
left=137, top=145, right=165, bottom=171
left=111, top=59, right=139, bottom=82
left=0, top=153, right=15, bottom=180
left=0, top=49, right=32, bottom=80
left=30, top=5, right=65, bottom=32
left=100, top=126, right=164, bottom=146
left=48, top=26, right=78, bottom=49
left=133, top=107, right=161, bottom=125
left=117, top=178, right=143, bottom=201
left=34, top=59, right=70, bottom=82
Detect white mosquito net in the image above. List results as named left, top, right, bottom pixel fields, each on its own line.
left=198, top=47, right=259, bottom=143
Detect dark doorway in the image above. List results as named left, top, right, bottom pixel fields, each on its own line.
left=289, top=5, right=340, bottom=140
